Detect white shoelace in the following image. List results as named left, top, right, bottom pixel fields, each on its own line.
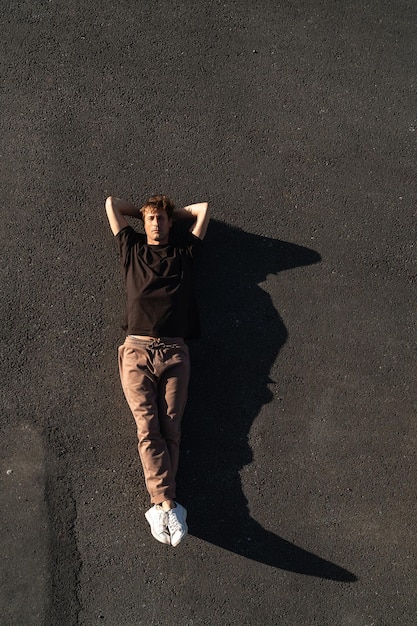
left=167, top=509, right=181, bottom=533
left=155, top=509, right=169, bottom=533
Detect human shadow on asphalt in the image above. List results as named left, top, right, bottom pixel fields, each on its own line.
left=178, top=219, right=357, bottom=582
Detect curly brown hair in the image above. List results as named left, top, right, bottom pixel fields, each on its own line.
left=138, top=194, right=175, bottom=221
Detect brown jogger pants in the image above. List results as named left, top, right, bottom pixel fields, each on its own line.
left=118, top=336, right=190, bottom=505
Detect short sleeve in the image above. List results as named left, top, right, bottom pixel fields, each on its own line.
left=170, top=227, right=203, bottom=259
left=116, top=226, right=145, bottom=269
left=187, top=231, right=203, bottom=259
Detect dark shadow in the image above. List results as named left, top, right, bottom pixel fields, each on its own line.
left=177, top=219, right=357, bottom=582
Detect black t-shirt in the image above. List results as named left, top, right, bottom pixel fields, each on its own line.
left=117, top=225, right=202, bottom=339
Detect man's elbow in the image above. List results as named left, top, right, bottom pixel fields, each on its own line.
left=105, top=196, right=113, bottom=213
left=203, top=202, right=210, bottom=222
left=200, top=202, right=210, bottom=217
left=199, top=202, right=210, bottom=225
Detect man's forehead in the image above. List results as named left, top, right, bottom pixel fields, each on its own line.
left=143, top=207, right=167, bottom=216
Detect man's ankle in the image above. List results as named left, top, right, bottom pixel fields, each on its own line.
left=160, top=499, right=175, bottom=511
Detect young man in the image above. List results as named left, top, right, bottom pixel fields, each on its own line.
left=105, top=194, right=210, bottom=546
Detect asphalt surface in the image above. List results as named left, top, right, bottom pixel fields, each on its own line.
left=1, top=1, right=416, bottom=625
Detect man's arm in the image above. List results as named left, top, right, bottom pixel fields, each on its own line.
left=174, top=202, right=210, bottom=240
left=105, top=196, right=139, bottom=236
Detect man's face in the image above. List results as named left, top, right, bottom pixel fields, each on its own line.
left=143, top=209, right=172, bottom=245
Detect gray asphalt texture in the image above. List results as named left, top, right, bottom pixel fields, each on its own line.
left=1, top=1, right=416, bottom=625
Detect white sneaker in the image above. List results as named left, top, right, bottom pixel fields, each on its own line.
left=167, top=502, right=188, bottom=547
left=145, top=505, right=170, bottom=545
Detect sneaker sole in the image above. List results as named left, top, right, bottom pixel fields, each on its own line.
left=171, top=523, right=188, bottom=547
left=145, top=510, right=171, bottom=545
